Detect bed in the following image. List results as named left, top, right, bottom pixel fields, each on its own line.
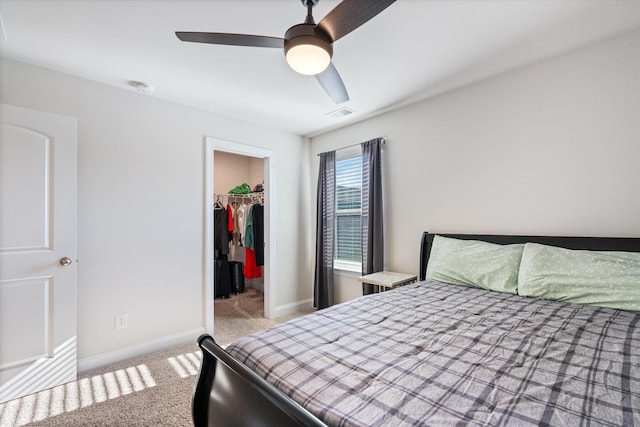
left=193, top=232, right=640, bottom=426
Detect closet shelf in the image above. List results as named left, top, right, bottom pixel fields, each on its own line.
left=215, top=192, right=264, bottom=206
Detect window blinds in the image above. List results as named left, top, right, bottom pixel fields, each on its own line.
left=335, top=155, right=362, bottom=263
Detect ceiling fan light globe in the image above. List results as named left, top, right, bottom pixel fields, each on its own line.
left=286, top=44, right=331, bottom=75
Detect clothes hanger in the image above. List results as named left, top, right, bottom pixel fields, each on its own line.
left=214, top=194, right=224, bottom=209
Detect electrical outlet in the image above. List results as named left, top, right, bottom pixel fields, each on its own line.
left=115, top=313, right=128, bottom=330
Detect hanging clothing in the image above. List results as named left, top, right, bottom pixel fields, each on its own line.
left=244, top=247, right=262, bottom=279
left=230, top=203, right=241, bottom=246
left=244, top=205, right=254, bottom=250
left=252, top=204, right=264, bottom=267
left=226, top=204, right=234, bottom=234
left=214, top=206, right=229, bottom=256
left=236, top=203, right=248, bottom=246
left=228, top=202, right=245, bottom=263
left=214, top=254, right=231, bottom=298
left=243, top=203, right=259, bottom=278
left=214, top=205, right=232, bottom=298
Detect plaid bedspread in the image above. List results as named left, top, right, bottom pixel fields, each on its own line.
left=226, top=282, right=640, bottom=426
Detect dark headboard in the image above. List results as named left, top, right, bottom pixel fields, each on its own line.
left=419, top=232, right=640, bottom=280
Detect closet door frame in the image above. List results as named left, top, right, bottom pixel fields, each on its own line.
left=204, top=137, right=276, bottom=335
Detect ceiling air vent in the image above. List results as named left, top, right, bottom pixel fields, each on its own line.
left=326, top=107, right=355, bottom=119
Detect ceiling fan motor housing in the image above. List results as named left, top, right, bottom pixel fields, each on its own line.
left=284, top=23, right=333, bottom=61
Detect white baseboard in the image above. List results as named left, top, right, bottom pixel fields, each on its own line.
left=273, top=298, right=313, bottom=318
left=77, top=327, right=205, bottom=373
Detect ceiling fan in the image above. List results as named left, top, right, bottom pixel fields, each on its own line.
left=175, top=0, right=396, bottom=104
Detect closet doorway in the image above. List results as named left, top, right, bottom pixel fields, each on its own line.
left=204, top=137, right=276, bottom=336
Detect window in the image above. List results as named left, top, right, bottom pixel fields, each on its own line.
left=335, top=152, right=362, bottom=269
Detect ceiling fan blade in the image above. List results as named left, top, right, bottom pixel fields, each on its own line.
left=175, top=32, right=284, bottom=48
left=315, top=62, right=349, bottom=104
left=317, top=0, right=396, bottom=42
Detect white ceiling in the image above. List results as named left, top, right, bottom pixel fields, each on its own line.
left=1, top=0, right=639, bottom=137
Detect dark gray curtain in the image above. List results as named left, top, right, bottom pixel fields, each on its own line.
left=361, top=138, right=384, bottom=295
left=314, top=151, right=336, bottom=309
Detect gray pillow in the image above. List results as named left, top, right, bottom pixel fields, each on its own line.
left=425, top=235, right=524, bottom=294
left=518, top=243, right=640, bottom=312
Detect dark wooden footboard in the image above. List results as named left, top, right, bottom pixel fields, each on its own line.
left=192, top=334, right=327, bottom=427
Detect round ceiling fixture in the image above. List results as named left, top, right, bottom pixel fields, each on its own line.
left=285, top=41, right=331, bottom=75
left=284, top=24, right=332, bottom=75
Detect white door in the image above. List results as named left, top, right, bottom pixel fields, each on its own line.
left=0, top=104, right=77, bottom=403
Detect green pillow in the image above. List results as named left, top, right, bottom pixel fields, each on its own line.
left=518, top=243, right=640, bottom=312
left=425, top=235, right=524, bottom=294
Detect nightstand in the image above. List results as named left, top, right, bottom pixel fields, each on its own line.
left=358, top=271, right=417, bottom=293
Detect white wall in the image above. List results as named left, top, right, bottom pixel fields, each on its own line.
left=249, top=157, right=265, bottom=190
left=213, top=151, right=264, bottom=195
left=0, top=58, right=312, bottom=368
left=310, top=30, right=640, bottom=303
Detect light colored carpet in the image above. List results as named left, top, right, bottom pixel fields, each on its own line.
left=0, top=289, right=313, bottom=426
left=214, top=288, right=314, bottom=346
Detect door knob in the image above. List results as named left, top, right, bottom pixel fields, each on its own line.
left=59, top=257, right=73, bottom=266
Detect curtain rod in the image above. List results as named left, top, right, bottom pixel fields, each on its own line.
left=316, top=137, right=386, bottom=156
